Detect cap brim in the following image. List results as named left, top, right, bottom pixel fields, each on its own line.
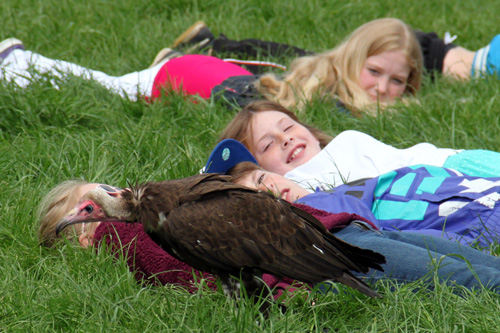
left=204, top=139, right=258, bottom=174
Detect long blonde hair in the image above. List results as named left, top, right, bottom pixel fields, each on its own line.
left=219, top=100, right=332, bottom=155
left=257, top=18, right=423, bottom=115
left=37, top=180, right=99, bottom=247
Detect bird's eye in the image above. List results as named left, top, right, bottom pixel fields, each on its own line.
left=84, top=205, right=94, bottom=213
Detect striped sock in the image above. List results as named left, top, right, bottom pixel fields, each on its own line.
left=471, top=45, right=490, bottom=78
left=471, top=34, right=500, bottom=78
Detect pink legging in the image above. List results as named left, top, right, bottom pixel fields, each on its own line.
left=151, top=55, right=253, bottom=99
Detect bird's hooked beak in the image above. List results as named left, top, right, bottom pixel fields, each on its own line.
left=55, top=202, right=104, bottom=235
left=55, top=188, right=133, bottom=236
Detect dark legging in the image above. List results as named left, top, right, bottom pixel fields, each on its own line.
left=208, top=31, right=456, bottom=76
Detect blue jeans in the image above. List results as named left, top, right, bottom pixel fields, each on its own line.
left=334, top=222, right=500, bottom=292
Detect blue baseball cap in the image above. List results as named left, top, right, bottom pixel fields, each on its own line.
left=203, top=139, right=258, bottom=174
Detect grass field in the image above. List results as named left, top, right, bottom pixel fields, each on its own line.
left=2, top=0, right=500, bottom=330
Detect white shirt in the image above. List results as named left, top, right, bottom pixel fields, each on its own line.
left=285, top=130, right=461, bottom=191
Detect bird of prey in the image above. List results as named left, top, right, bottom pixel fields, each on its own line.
left=56, top=173, right=385, bottom=308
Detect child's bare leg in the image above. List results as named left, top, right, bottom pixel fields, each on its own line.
left=442, top=46, right=475, bottom=80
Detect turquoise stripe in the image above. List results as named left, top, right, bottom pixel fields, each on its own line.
left=372, top=199, right=428, bottom=220
left=409, top=165, right=449, bottom=194
left=416, top=177, right=444, bottom=194
left=424, top=165, right=451, bottom=177
left=409, top=164, right=451, bottom=176
left=374, top=170, right=397, bottom=198
left=390, top=173, right=415, bottom=196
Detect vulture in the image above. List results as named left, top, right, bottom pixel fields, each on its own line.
left=56, top=173, right=385, bottom=309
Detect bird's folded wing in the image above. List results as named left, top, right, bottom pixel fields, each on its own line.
left=163, top=189, right=384, bottom=282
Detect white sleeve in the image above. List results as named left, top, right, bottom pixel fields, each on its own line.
left=285, top=130, right=460, bottom=190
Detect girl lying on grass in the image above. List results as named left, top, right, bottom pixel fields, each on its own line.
left=36, top=180, right=347, bottom=298
left=1, top=18, right=422, bottom=116
left=217, top=100, right=500, bottom=191
left=170, top=20, right=500, bottom=81
left=220, top=159, right=500, bottom=292
left=3, top=18, right=500, bottom=116
left=37, top=173, right=500, bottom=297
left=207, top=138, right=500, bottom=249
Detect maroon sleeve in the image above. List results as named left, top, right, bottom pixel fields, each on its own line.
left=292, top=203, right=378, bottom=230
left=91, top=205, right=356, bottom=299
left=93, top=222, right=217, bottom=292
left=262, top=274, right=305, bottom=300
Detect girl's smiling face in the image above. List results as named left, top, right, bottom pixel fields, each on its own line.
left=359, top=50, right=410, bottom=103
left=249, top=111, right=321, bottom=175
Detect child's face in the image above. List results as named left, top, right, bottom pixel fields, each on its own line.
left=237, top=169, right=310, bottom=202
left=359, top=50, right=410, bottom=103
left=249, top=111, right=322, bottom=175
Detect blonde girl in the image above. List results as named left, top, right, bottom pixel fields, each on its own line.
left=257, top=18, right=423, bottom=115
left=2, top=18, right=422, bottom=117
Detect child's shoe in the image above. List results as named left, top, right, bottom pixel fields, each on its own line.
left=149, top=48, right=183, bottom=68
left=0, top=38, right=24, bottom=64
left=171, top=21, right=214, bottom=52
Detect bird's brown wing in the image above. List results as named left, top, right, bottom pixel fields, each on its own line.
left=163, top=185, right=383, bottom=285
left=128, top=173, right=244, bottom=224
left=289, top=204, right=385, bottom=273
left=132, top=176, right=384, bottom=297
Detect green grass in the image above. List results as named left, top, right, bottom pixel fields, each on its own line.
left=2, top=0, right=500, bottom=330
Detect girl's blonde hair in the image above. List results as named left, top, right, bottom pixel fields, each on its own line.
left=256, top=18, right=423, bottom=116
left=37, top=180, right=99, bottom=247
left=219, top=100, right=332, bottom=155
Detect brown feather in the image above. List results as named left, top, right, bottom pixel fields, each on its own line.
left=116, top=174, right=385, bottom=299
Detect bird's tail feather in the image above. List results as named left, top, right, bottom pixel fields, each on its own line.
left=324, top=233, right=386, bottom=272
left=332, top=272, right=381, bottom=298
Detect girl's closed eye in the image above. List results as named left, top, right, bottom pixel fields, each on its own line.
left=257, top=173, right=265, bottom=185
left=253, top=172, right=268, bottom=191
left=368, top=68, right=380, bottom=75
left=263, top=141, right=273, bottom=153
left=392, top=77, right=405, bottom=85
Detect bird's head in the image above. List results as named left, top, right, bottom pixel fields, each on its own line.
left=55, top=186, right=133, bottom=236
